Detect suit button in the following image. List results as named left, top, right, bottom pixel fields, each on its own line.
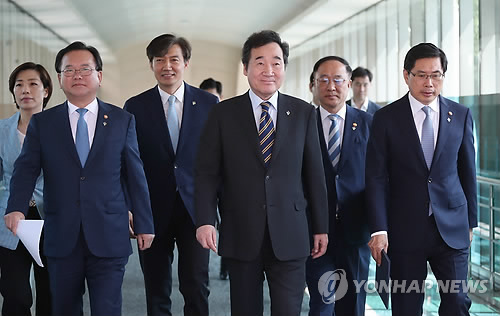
left=265, top=176, right=270, bottom=180
left=174, top=164, right=178, bottom=169
left=428, top=178, right=432, bottom=183
left=80, top=176, right=85, bottom=180
left=335, top=175, right=340, bottom=180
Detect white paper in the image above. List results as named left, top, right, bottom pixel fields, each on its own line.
left=17, top=220, right=44, bottom=267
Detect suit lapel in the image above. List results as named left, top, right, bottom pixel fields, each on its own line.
left=399, top=95, right=429, bottom=171
left=84, top=99, right=110, bottom=168
left=316, top=108, right=335, bottom=175
left=236, top=92, right=266, bottom=166
left=56, top=102, right=82, bottom=167
left=149, top=86, right=175, bottom=158
left=177, top=84, right=194, bottom=154
left=268, top=93, right=290, bottom=166
left=431, top=96, right=451, bottom=169
left=337, top=106, right=357, bottom=172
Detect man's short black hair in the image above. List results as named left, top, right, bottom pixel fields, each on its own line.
left=146, top=34, right=191, bottom=63
left=404, top=43, right=447, bottom=73
left=241, top=30, right=289, bottom=68
left=312, top=56, right=352, bottom=76
left=55, top=41, right=103, bottom=73
left=199, top=78, right=222, bottom=95
left=309, top=71, right=315, bottom=85
left=351, top=67, right=373, bottom=82
left=9, top=62, right=53, bottom=109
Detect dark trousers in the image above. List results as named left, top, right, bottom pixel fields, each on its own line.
left=46, top=231, right=128, bottom=316
left=390, top=214, right=471, bottom=316
left=0, top=206, right=51, bottom=316
left=306, top=224, right=370, bottom=316
left=139, top=193, right=209, bottom=316
left=226, top=227, right=307, bottom=316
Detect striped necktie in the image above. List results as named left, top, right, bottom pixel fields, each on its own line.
left=259, top=101, right=275, bottom=168
left=327, top=114, right=341, bottom=171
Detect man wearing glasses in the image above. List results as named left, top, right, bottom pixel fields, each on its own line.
left=366, top=43, right=477, bottom=315
left=305, top=56, right=372, bottom=316
left=5, top=41, right=154, bottom=316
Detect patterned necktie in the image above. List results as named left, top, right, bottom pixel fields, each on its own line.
left=259, top=101, right=275, bottom=168
left=166, top=95, right=179, bottom=153
left=421, top=106, right=435, bottom=216
left=327, top=114, right=341, bottom=171
left=75, top=108, right=90, bottom=167
left=421, top=106, right=434, bottom=169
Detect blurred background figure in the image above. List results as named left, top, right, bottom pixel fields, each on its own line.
left=0, top=62, right=53, bottom=316
left=346, top=67, right=381, bottom=115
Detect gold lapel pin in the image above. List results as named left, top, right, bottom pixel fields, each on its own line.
left=104, top=114, right=108, bottom=119
left=286, top=111, right=290, bottom=116
left=192, top=101, right=197, bottom=106
left=448, top=111, right=453, bottom=116
left=103, top=122, right=107, bottom=126
left=352, top=122, right=357, bottom=130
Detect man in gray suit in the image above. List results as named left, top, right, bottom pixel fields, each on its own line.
left=195, top=30, right=329, bottom=316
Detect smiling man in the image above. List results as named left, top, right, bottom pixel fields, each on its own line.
left=124, top=34, right=218, bottom=316
left=366, top=43, right=477, bottom=316
left=195, top=30, right=329, bottom=316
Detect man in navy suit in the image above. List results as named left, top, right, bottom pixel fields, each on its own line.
left=4, top=41, right=155, bottom=316
left=306, top=56, right=372, bottom=316
left=366, top=43, right=477, bottom=315
left=346, top=67, right=381, bottom=115
left=124, top=34, right=218, bottom=316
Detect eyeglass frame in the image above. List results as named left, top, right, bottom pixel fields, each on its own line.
left=60, top=67, right=96, bottom=77
left=408, top=71, right=445, bottom=81
left=316, top=76, right=348, bottom=87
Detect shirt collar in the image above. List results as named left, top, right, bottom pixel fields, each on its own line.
left=319, top=103, right=347, bottom=122
left=67, top=98, right=98, bottom=116
left=408, top=92, right=439, bottom=116
left=158, top=82, right=185, bottom=106
left=249, top=89, right=279, bottom=112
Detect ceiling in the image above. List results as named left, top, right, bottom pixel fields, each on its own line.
left=13, top=0, right=380, bottom=62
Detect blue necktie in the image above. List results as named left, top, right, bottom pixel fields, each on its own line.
left=166, top=95, right=179, bottom=153
left=75, top=108, right=90, bottom=167
left=259, top=101, right=275, bottom=168
left=327, top=114, right=341, bottom=171
left=421, top=106, right=435, bottom=215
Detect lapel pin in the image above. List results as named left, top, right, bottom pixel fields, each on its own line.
left=192, top=101, right=197, bottom=106
left=286, top=111, right=290, bottom=116
left=448, top=111, right=453, bottom=116
left=447, top=118, right=451, bottom=123
left=103, top=122, right=107, bottom=126
left=352, top=122, right=357, bottom=130
left=104, top=114, right=108, bottom=119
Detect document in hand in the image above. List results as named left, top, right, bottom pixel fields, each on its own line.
left=16, top=220, right=44, bottom=267
left=375, top=249, right=390, bottom=309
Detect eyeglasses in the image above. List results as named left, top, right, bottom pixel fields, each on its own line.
left=316, top=77, right=347, bottom=87
left=409, top=71, right=444, bottom=81
left=61, top=67, right=95, bottom=77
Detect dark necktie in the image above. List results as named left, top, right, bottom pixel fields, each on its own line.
left=259, top=101, right=275, bottom=168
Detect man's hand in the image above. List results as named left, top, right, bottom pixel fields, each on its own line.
left=4, top=211, right=25, bottom=236
left=137, top=234, right=154, bottom=250
left=196, top=225, right=217, bottom=253
left=128, top=211, right=136, bottom=238
left=311, top=233, right=328, bottom=259
left=368, top=234, right=388, bottom=266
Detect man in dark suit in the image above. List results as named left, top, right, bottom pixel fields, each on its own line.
left=195, top=30, right=329, bottom=316
left=305, top=56, right=372, bottom=316
left=4, top=41, right=155, bottom=316
left=124, top=34, right=218, bottom=316
left=346, top=67, right=381, bottom=115
left=366, top=43, right=477, bottom=316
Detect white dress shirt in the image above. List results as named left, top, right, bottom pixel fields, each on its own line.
left=158, top=82, right=185, bottom=127
left=352, top=98, right=369, bottom=112
left=249, top=89, right=278, bottom=131
left=319, top=104, right=346, bottom=148
left=68, top=99, right=98, bottom=147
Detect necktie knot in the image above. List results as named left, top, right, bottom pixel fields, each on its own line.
left=328, top=113, right=339, bottom=122
left=422, top=105, right=431, bottom=116
left=168, top=95, right=176, bottom=107
left=261, top=101, right=271, bottom=113
left=77, top=108, right=88, bottom=116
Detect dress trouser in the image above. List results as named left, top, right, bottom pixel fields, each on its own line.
left=0, top=206, right=51, bottom=316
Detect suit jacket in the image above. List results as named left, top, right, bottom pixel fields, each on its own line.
left=0, top=112, right=44, bottom=250
left=316, top=106, right=372, bottom=245
left=366, top=94, right=477, bottom=251
left=6, top=100, right=154, bottom=258
left=347, top=99, right=381, bottom=115
left=124, top=84, right=218, bottom=233
left=195, top=91, right=328, bottom=262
